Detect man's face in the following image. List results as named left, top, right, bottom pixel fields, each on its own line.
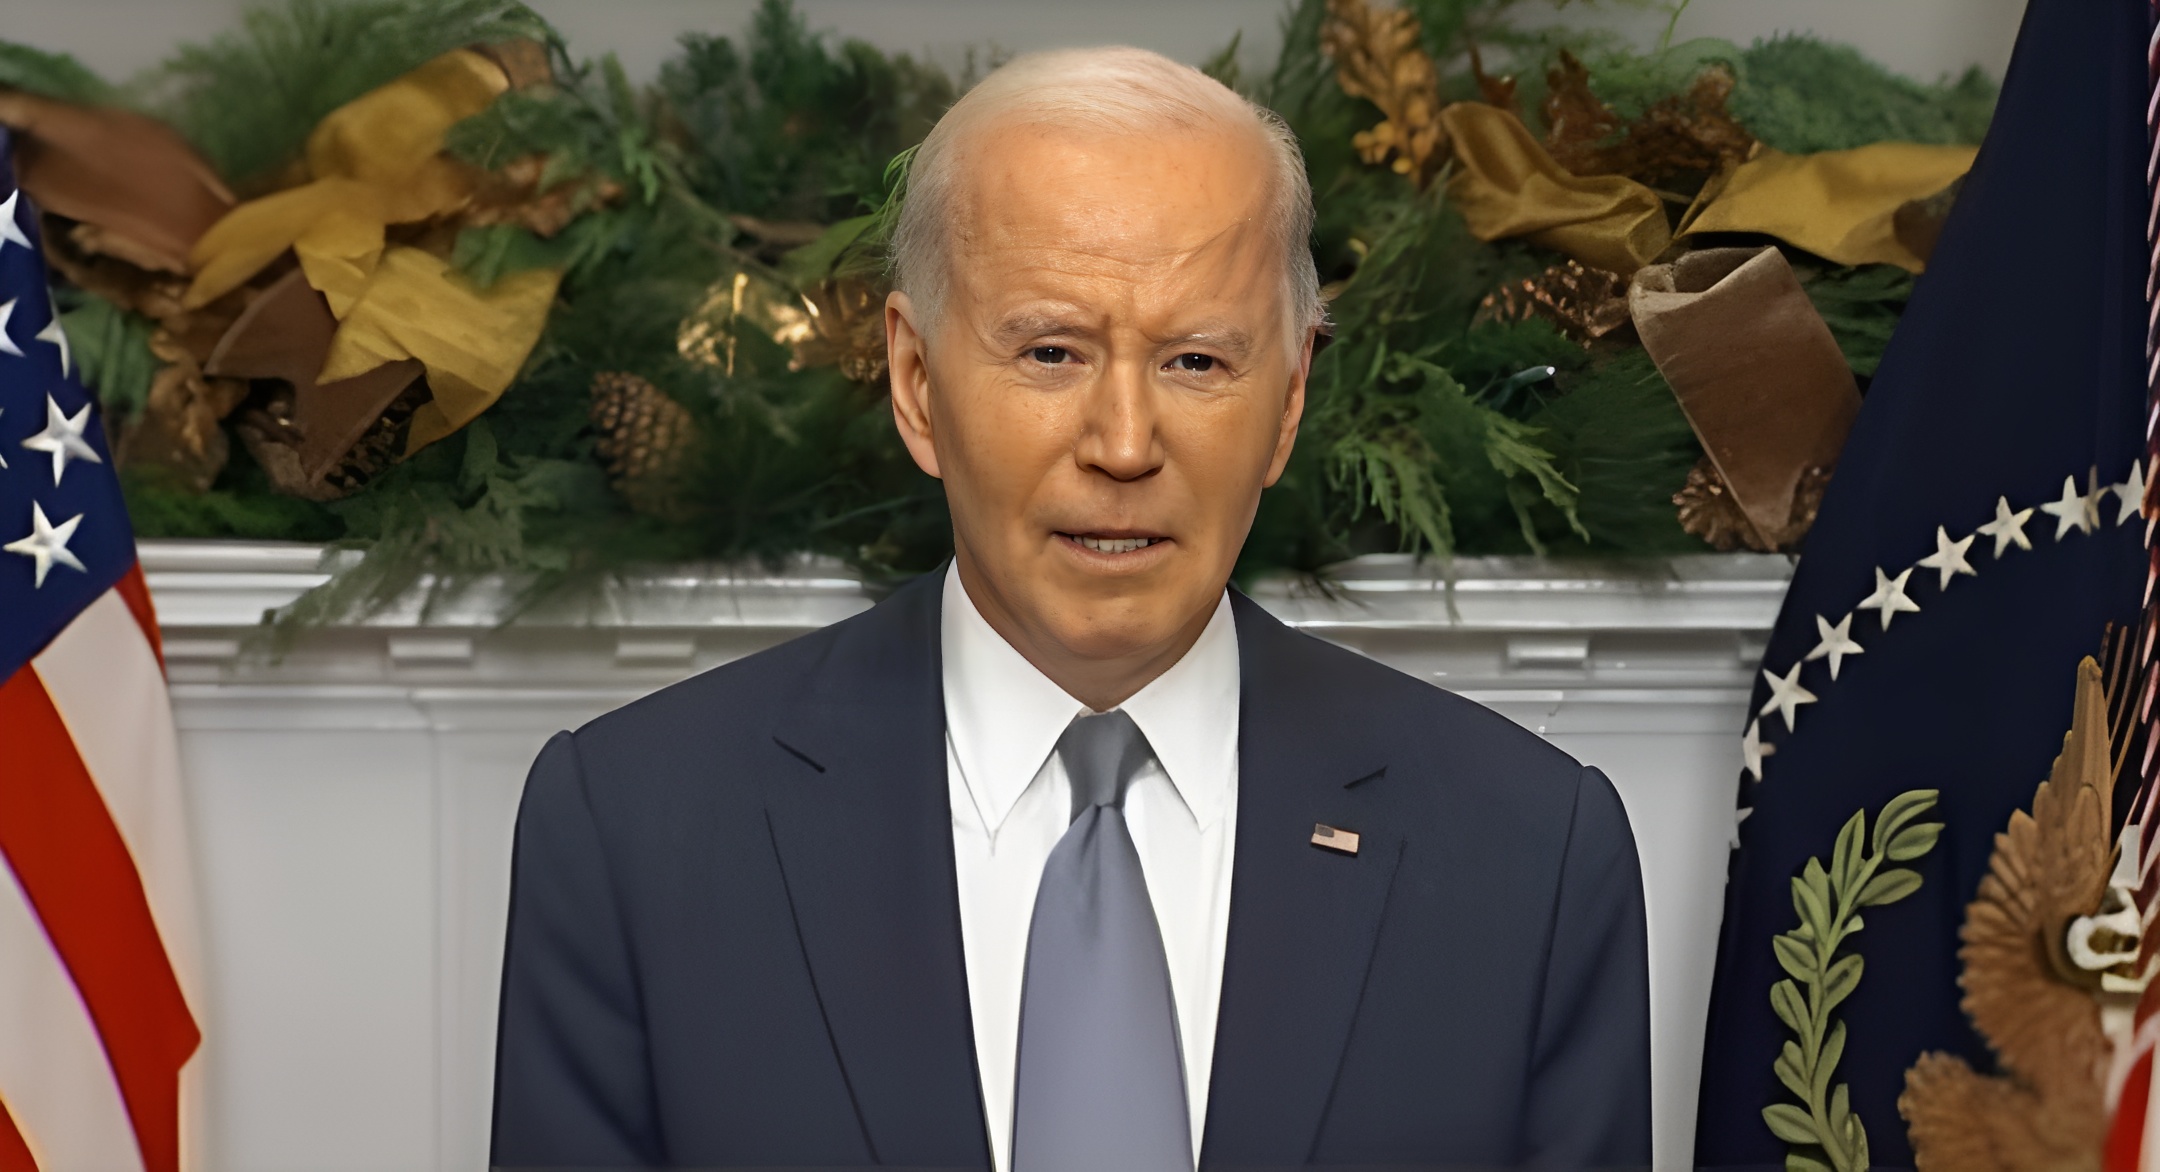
left=887, top=116, right=1310, bottom=680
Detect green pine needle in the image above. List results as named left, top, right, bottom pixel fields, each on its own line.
left=143, top=0, right=554, bottom=186
left=0, top=40, right=116, bottom=104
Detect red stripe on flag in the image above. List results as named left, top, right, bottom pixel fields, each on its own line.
left=2108, top=1048, right=2154, bottom=1172
left=0, top=1093, right=37, bottom=1172
left=110, top=563, right=163, bottom=673
left=0, top=669, right=197, bottom=1172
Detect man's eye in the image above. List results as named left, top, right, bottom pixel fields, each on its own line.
left=1172, top=353, right=1217, bottom=373
left=1030, top=346, right=1071, bottom=365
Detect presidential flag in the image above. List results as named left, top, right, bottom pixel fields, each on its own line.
left=1691, top=0, right=2152, bottom=1167
left=0, top=128, right=203, bottom=1172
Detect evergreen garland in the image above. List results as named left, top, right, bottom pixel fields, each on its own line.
left=141, top=0, right=552, bottom=187
left=0, top=0, right=1997, bottom=605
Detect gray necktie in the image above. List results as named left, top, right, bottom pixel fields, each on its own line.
left=1011, top=710, right=1192, bottom=1172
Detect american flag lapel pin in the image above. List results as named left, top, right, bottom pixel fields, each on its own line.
left=1310, top=823, right=1360, bottom=856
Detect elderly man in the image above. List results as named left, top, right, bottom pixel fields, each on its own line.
left=493, top=46, right=1650, bottom=1171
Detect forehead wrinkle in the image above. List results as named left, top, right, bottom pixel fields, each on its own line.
left=976, top=221, right=1274, bottom=310
left=962, top=124, right=1272, bottom=255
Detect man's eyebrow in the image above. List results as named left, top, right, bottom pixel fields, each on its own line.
left=988, top=313, right=1094, bottom=346
left=986, top=314, right=1262, bottom=357
left=1157, top=324, right=1258, bottom=357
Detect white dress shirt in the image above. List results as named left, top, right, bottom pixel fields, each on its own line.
left=941, top=563, right=1240, bottom=1172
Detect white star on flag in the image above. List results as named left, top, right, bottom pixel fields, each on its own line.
left=1977, top=495, right=2034, bottom=556
left=1759, top=662, right=1818, bottom=733
left=1916, top=525, right=1978, bottom=591
left=1741, top=719, right=1776, bottom=782
left=4, top=500, right=86, bottom=588
left=21, top=393, right=103, bottom=487
left=2041, top=475, right=2098, bottom=539
left=35, top=314, right=69, bottom=376
left=0, top=190, right=30, bottom=253
left=1804, top=613, right=1865, bottom=680
left=0, top=297, right=21, bottom=357
left=1858, top=566, right=1922, bottom=630
left=2114, top=458, right=2147, bottom=525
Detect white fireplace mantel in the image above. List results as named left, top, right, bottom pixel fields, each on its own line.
left=141, top=540, right=1793, bottom=1171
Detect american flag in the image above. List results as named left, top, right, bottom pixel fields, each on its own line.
left=2101, top=5, right=2160, bottom=1168
left=0, top=128, right=203, bottom=1171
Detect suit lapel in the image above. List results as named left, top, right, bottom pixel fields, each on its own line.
left=1201, top=593, right=1404, bottom=1167
left=762, top=573, right=991, bottom=1167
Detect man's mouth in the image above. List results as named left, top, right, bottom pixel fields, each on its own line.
left=1061, top=533, right=1166, bottom=554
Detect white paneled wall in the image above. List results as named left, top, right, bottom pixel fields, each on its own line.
left=146, top=542, right=1790, bottom=1170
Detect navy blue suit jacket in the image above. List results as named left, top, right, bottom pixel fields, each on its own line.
left=492, top=572, right=1651, bottom=1169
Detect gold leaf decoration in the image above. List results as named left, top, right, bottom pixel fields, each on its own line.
left=794, top=276, right=889, bottom=384
left=114, top=329, right=249, bottom=492
left=1612, top=64, right=1755, bottom=185
left=678, top=269, right=808, bottom=375
left=1540, top=50, right=1626, bottom=178
left=1898, top=657, right=2125, bottom=1172
left=1542, top=51, right=1753, bottom=186
left=1321, top=0, right=1448, bottom=188
left=590, top=371, right=698, bottom=519
left=1466, top=42, right=1519, bottom=117
left=678, top=269, right=889, bottom=385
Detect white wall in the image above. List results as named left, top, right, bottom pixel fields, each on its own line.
left=9, top=0, right=2022, bottom=91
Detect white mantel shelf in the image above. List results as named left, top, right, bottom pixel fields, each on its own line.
left=142, top=540, right=1793, bottom=705
left=138, top=539, right=1793, bottom=1172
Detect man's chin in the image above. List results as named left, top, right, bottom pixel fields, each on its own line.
left=1032, top=581, right=1218, bottom=665
left=1039, top=617, right=1195, bottom=670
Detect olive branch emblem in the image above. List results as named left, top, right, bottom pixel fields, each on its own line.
left=1762, top=788, right=1943, bottom=1172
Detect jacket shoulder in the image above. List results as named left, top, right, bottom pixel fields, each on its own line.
left=1234, top=591, right=1582, bottom=780
left=567, top=570, right=940, bottom=765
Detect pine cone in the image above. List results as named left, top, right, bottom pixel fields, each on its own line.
left=323, top=380, right=429, bottom=495
left=1674, top=456, right=1833, bottom=551
left=232, top=376, right=430, bottom=501
left=590, top=371, right=698, bottom=519
left=1475, top=260, right=1632, bottom=343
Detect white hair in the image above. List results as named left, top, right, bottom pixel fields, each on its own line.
left=889, top=45, right=1322, bottom=340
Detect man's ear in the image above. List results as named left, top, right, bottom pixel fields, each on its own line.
left=1261, top=326, right=1316, bottom=488
left=886, top=290, right=942, bottom=479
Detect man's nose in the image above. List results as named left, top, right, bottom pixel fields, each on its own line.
left=1075, top=359, right=1165, bottom=482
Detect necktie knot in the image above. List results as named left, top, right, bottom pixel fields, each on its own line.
left=1055, top=709, right=1152, bottom=821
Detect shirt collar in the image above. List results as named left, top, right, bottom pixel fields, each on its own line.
left=1117, top=589, right=1239, bottom=831
left=940, top=563, right=1240, bottom=835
